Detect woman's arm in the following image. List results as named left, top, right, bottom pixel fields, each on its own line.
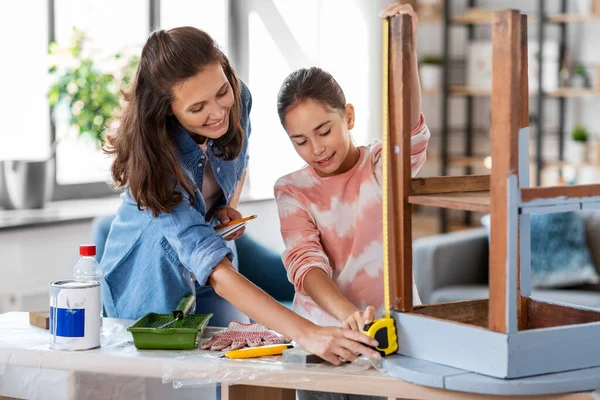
left=209, top=259, right=380, bottom=365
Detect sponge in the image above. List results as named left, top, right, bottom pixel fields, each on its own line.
left=282, top=347, right=324, bottom=364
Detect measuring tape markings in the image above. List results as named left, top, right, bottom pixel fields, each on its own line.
left=382, top=19, right=391, bottom=319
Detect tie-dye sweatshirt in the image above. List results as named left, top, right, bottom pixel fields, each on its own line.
left=274, top=114, right=431, bottom=326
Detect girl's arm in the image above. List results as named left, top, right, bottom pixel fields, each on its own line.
left=274, top=183, right=375, bottom=331
left=303, top=269, right=375, bottom=331
left=209, top=259, right=380, bottom=364
left=379, top=3, right=422, bottom=131
left=303, top=269, right=357, bottom=322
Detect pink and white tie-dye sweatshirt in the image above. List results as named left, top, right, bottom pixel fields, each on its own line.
left=274, top=114, right=430, bottom=326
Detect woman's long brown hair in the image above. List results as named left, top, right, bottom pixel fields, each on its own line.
left=105, top=27, right=244, bottom=217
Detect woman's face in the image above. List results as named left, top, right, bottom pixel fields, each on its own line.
left=170, top=62, right=235, bottom=140
left=283, top=99, right=356, bottom=177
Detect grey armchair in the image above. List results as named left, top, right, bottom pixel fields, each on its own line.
left=413, top=210, right=600, bottom=308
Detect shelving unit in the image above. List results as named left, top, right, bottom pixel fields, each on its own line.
left=450, top=11, right=536, bottom=25
left=534, top=1, right=600, bottom=187
left=446, top=86, right=600, bottom=98
left=546, top=14, right=600, bottom=23
left=426, top=85, right=600, bottom=98
left=421, top=0, right=600, bottom=232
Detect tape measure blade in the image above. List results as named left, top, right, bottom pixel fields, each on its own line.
left=382, top=19, right=391, bottom=319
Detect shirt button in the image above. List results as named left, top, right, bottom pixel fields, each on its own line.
left=216, top=167, right=221, bottom=173
left=200, top=155, right=205, bottom=160
left=198, top=162, right=203, bottom=168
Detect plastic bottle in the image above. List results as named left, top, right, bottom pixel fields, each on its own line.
left=73, top=244, right=103, bottom=324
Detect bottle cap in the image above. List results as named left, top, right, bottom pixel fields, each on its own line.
left=80, top=245, right=96, bottom=257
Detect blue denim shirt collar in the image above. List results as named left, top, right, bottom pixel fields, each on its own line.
left=171, top=123, right=243, bottom=216
left=172, top=124, right=208, bottom=167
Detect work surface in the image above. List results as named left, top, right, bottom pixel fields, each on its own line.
left=0, top=312, right=597, bottom=400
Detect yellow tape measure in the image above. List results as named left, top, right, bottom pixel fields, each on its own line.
left=363, top=19, right=398, bottom=356
left=381, top=18, right=391, bottom=321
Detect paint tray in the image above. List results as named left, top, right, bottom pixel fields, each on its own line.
left=128, top=294, right=213, bottom=350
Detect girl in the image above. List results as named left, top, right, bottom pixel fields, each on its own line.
left=275, top=5, right=429, bottom=333
left=101, top=26, right=379, bottom=365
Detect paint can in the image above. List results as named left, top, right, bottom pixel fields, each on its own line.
left=49, top=279, right=101, bottom=351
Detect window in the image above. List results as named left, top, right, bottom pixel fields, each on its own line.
left=52, top=0, right=148, bottom=189
left=1, top=0, right=383, bottom=202
left=240, top=0, right=382, bottom=199
left=0, top=1, right=50, bottom=162
left=48, top=0, right=230, bottom=199
left=161, top=0, right=229, bottom=56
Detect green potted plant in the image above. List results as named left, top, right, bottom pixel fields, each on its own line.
left=420, top=54, right=443, bottom=90
left=570, top=123, right=589, bottom=164
left=571, top=63, right=590, bottom=88
left=48, top=27, right=139, bottom=149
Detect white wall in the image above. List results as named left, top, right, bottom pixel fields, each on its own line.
left=0, top=221, right=94, bottom=313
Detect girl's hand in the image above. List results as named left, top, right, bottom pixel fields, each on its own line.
left=215, top=206, right=245, bottom=240
left=342, top=306, right=376, bottom=332
left=297, top=325, right=381, bottom=365
left=378, top=3, right=419, bottom=46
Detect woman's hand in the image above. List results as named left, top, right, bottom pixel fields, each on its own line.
left=378, top=3, right=419, bottom=46
left=297, top=325, right=381, bottom=366
left=209, top=262, right=380, bottom=366
left=215, top=206, right=245, bottom=240
left=341, top=306, right=376, bottom=332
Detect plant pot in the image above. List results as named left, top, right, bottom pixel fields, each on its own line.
left=571, top=75, right=586, bottom=89
left=420, top=64, right=442, bottom=90
left=568, top=141, right=589, bottom=165
left=0, top=159, right=55, bottom=209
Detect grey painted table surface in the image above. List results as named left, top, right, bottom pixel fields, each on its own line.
left=382, top=354, right=600, bottom=396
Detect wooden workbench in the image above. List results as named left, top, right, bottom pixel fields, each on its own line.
left=0, top=312, right=596, bottom=400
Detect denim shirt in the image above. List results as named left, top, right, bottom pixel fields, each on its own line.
left=101, top=81, right=252, bottom=320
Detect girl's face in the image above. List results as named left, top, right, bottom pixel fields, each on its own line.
left=170, top=62, right=234, bottom=140
left=284, top=99, right=357, bottom=177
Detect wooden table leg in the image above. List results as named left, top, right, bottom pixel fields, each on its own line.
left=221, top=384, right=295, bottom=400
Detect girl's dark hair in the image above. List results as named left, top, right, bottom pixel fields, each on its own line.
left=105, top=27, right=244, bottom=217
left=277, top=67, right=346, bottom=126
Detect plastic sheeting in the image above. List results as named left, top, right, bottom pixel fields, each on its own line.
left=0, top=312, right=376, bottom=399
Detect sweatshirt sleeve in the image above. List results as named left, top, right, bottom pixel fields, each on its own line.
left=274, top=182, right=332, bottom=296
left=374, top=113, right=431, bottom=185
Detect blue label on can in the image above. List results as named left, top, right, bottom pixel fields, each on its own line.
left=50, top=307, right=85, bottom=337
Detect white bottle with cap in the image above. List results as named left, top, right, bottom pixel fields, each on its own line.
left=73, top=244, right=103, bottom=324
